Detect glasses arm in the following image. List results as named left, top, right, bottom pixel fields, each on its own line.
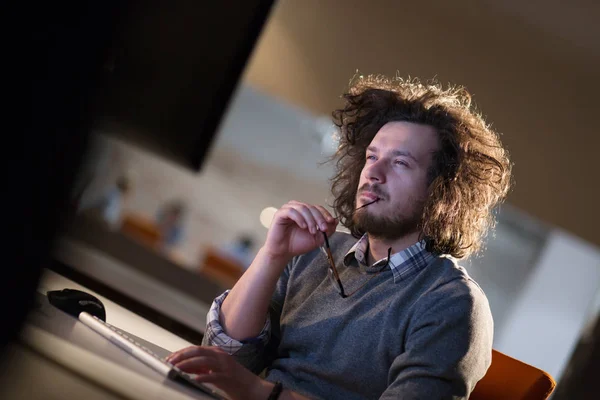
left=322, top=231, right=346, bottom=297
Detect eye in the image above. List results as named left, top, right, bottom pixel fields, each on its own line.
left=394, top=160, right=409, bottom=167
left=366, top=154, right=377, bottom=161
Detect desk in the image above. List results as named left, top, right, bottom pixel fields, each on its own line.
left=37, top=268, right=192, bottom=352
left=0, top=269, right=226, bottom=400
left=54, top=235, right=212, bottom=340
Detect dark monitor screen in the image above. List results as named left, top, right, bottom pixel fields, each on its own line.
left=93, top=0, right=275, bottom=171
left=5, top=0, right=275, bottom=354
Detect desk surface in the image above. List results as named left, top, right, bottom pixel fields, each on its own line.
left=54, top=236, right=212, bottom=339
left=38, top=268, right=193, bottom=352
left=0, top=269, right=225, bottom=400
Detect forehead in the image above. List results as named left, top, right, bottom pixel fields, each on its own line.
left=369, top=121, right=439, bottom=156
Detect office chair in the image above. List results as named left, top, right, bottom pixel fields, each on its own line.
left=199, top=246, right=246, bottom=290
left=471, top=349, right=556, bottom=400
left=120, top=213, right=163, bottom=249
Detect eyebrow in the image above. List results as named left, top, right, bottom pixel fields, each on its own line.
left=367, top=146, right=419, bottom=163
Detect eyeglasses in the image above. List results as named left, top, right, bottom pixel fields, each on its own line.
left=322, top=231, right=392, bottom=298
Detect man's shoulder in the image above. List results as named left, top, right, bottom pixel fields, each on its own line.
left=435, top=257, right=487, bottom=296
left=419, top=256, right=492, bottom=317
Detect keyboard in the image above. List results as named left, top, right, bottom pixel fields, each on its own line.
left=80, top=312, right=227, bottom=400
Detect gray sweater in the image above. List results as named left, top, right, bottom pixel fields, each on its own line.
left=203, top=232, right=493, bottom=399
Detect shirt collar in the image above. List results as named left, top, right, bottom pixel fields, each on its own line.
left=343, top=233, right=436, bottom=283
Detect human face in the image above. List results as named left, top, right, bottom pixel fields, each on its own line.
left=353, top=121, right=439, bottom=239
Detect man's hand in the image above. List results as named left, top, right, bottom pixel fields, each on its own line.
left=263, top=201, right=337, bottom=263
left=166, top=346, right=270, bottom=400
left=217, top=201, right=337, bottom=346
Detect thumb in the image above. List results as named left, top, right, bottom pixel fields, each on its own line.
left=325, top=220, right=338, bottom=237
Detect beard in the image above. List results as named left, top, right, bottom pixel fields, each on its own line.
left=353, top=197, right=425, bottom=240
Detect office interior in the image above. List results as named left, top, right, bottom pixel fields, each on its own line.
left=3, top=1, right=599, bottom=399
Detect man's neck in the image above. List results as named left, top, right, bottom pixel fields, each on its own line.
left=366, top=231, right=421, bottom=265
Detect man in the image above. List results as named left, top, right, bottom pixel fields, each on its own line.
left=166, top=75, right=512, bottom=400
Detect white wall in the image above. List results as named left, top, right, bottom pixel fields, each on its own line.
left=494, top=229, right=600, bottom=381
left=84, top=84, right=334, bottom=269
left=463, top=205, right=548, bottom=342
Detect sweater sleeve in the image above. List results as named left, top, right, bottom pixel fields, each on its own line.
left=380, top=279, right=494, bottom=400
left=201, top=259, right=292, bottom=374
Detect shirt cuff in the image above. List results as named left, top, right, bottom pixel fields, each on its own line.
left=204, top=290, right=271, bottom=355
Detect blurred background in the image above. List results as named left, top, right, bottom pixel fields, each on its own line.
left=54, top=0, right=599, bottom=398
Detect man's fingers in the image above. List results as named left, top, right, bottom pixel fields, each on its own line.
left=165, top=345, right=198, bottom=364
left=314, top=205, right=335, bottom=223
left=174, top=356, right=216, bottom=375
left=277, top=206, right=308, bottom=230
left=304, top=205, right=329, bottom=233
left=166, top=346, right=220, bottom=365
left=314, top=205, right=337, bottom=231
left=192, top=372, right=220, bottom=384
left=290, top=204, right=319, bottom=234
left=278, top=201, right=337, bottom=235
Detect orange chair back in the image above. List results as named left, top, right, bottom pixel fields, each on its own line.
left=199, top=246, right=246, bottom=289
left=120, top=213, right=162, bottom=248
left=471, top=349, right=556, bottom=400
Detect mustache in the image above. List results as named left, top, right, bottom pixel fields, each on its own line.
left=358, top=183, right=387, bottom=200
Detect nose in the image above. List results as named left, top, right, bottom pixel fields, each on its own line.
left=365, top=158, right=386, bottom=184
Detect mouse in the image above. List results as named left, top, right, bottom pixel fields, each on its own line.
left=46, top=288, right=106, bottom=322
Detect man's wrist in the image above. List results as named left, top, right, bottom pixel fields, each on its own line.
left=250, top=378, right=277, bottom=400
left=249, top=378, right=311, bottom=400
left=257, top=246, right=291, bottom=269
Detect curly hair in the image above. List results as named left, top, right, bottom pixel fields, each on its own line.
left=330, top=74, right=512, bottom=259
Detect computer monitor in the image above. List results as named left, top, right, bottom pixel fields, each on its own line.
left=93, top=0, right=276, bottom=172
left=6, top=0, right=275, bottom=354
